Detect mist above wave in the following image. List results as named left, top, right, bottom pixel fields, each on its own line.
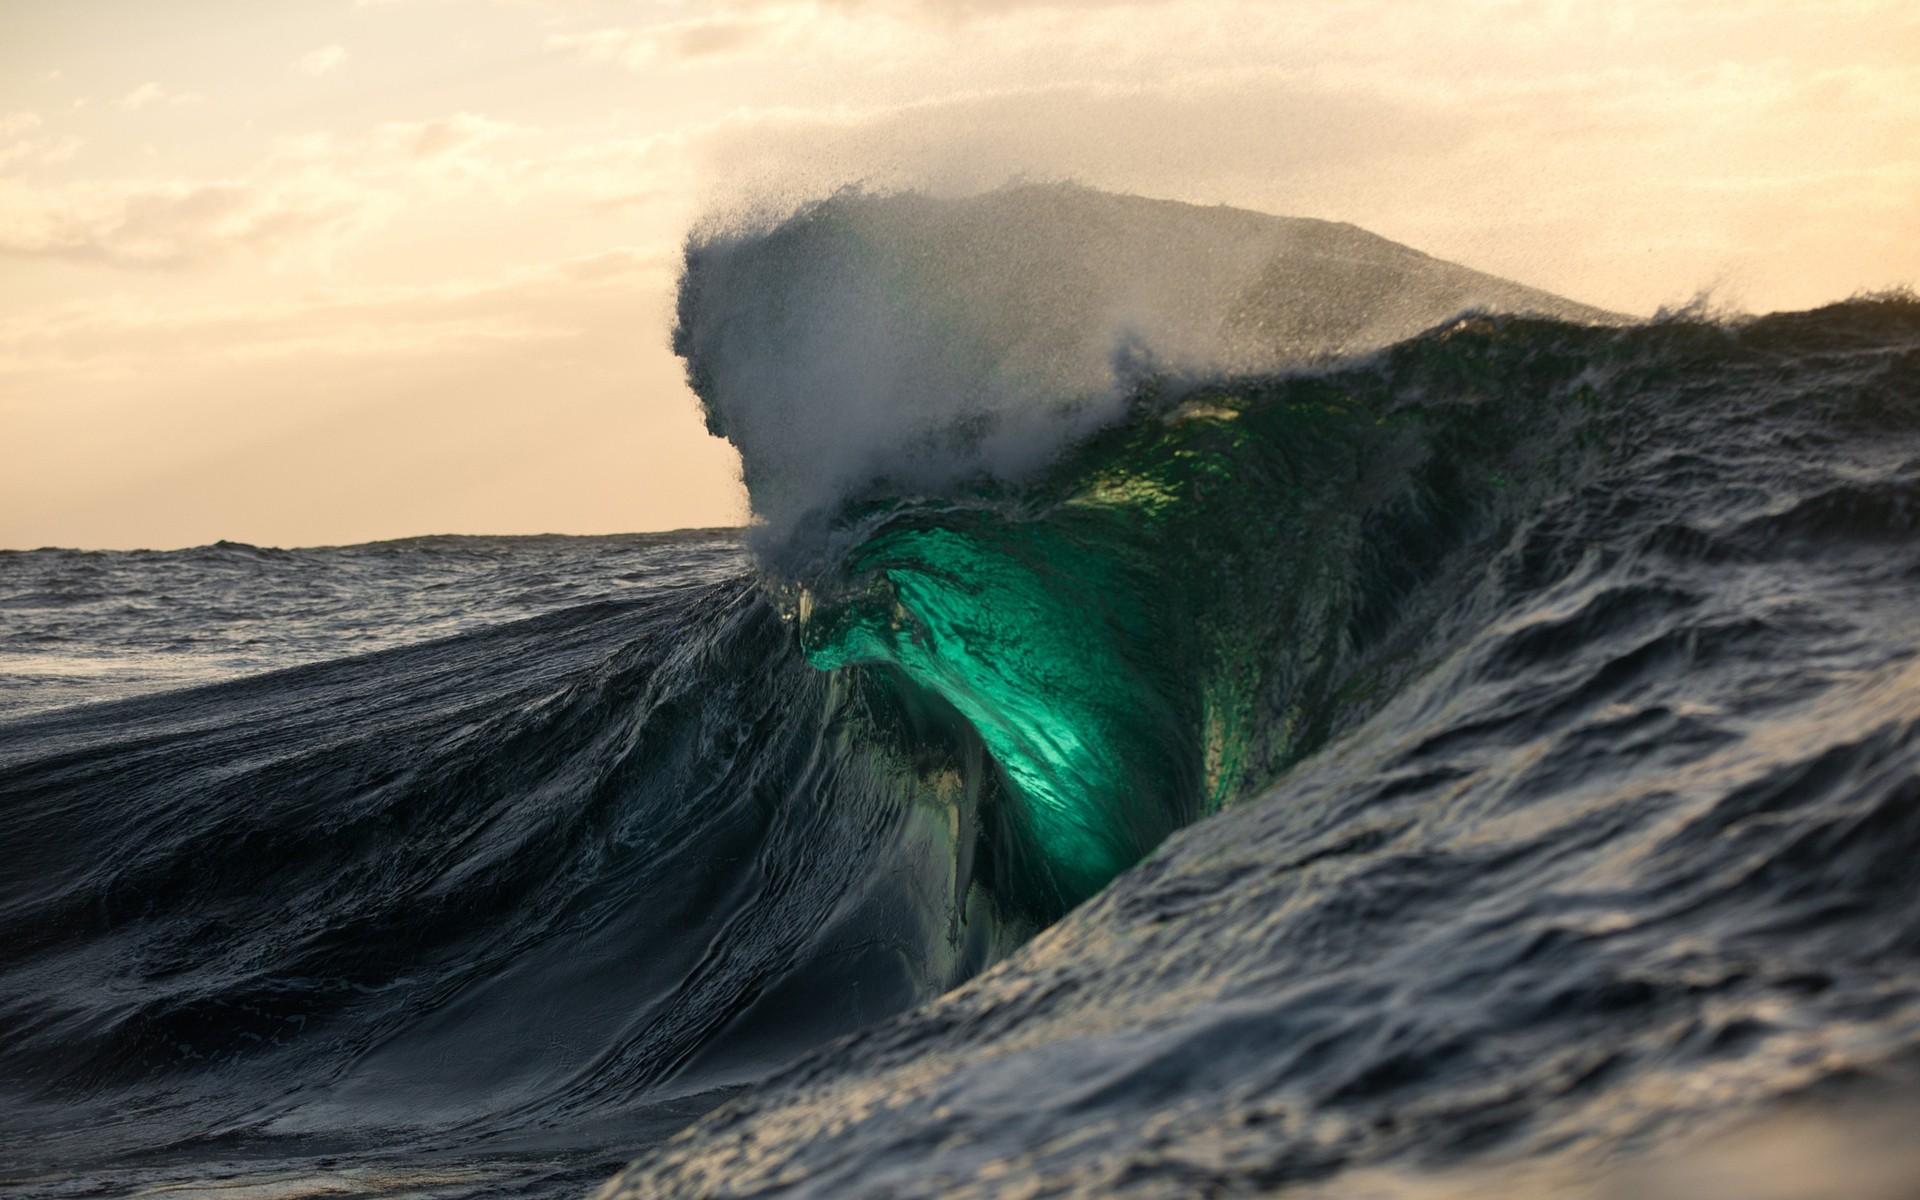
left=674, top=183, right=1621, bottom=540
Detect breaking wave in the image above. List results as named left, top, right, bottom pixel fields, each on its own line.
left=6, top=183, right=1919, bottom=1199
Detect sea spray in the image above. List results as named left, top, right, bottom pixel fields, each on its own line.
left=675, top=183, right=1620, bottom=544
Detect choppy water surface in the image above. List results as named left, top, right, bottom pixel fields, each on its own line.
left=0, top=533, right=744, bottom=718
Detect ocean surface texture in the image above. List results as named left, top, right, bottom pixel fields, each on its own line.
left=5, top=188, right=1920, bottom=1198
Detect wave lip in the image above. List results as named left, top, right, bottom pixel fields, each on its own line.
left=674, top=182, right=1623, bottom=539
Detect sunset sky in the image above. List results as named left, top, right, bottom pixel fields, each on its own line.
left=3, top=0, right=1916, bottom=549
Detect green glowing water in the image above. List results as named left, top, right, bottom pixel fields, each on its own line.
left=802, top=521, right=1175, bottom=902
left=795, top=319, right=1603, bottom=909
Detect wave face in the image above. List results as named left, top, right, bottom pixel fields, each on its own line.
left=607, top=293, right=1920, bottom=1196
left=0, top=535, right=1031, bottom=1195
left=675, top=184, right=1619, bottom=540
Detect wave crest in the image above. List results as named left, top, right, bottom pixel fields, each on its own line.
left=674, top=183, right=1621, bottom=541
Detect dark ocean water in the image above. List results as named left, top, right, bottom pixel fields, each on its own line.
left=5, top=186, right=1920, bottom=1198
left=1, top=533, right=769, bottom=1195
left=0, top=533, right=745, bottom=720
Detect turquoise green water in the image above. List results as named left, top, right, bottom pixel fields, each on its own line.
left=793, top=318, right=1612, bottom=909
left=801, top=519, right=1177, bottom=902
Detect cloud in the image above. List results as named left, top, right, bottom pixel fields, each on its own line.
left=0, top=247, right=674, bottom=373
left=17, top=1, right=1918, bottom=307
left=119, top=83, right=167, bottom=111
left=544, top=0, right=1920, bottom=86
left=0, top=108, right=682, bottom=270
left=293, top=45, right=349, bottom=77
left=118, top=83, right=199, bottom=111
left=547, top=5, right=845, bottom=69
left=0, top=110, right=80, bottom=175
left=371, top=112, right=518, bottom=159
left=0, top=178, right=363, bottom=268
left=0, top=134, right=81, bottom=174
left=0, top=114, right=496, bottom=268
left=670, top=47, right=1920, bottom=313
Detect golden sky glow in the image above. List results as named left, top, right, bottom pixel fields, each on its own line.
left=3, top=0, right=1916, bottom=548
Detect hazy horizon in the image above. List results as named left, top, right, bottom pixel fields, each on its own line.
left=4, top=0, right=1916, bottom=550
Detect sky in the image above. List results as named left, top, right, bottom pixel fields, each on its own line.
left=2, top=0, right=1916, bottom=549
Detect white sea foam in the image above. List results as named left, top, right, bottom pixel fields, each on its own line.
left=673, top=183, right=1616, bottom=537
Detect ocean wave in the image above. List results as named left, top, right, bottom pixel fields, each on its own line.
left=5, top=182, right=1918, bottom=1198
left=606, top=292, right=1920, bottom=1198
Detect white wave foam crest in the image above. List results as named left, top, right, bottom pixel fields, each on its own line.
left=673, top=183, right=1616, bottom=537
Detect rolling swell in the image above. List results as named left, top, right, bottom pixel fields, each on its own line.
left=0, top=555, right=1026, bottom=1189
